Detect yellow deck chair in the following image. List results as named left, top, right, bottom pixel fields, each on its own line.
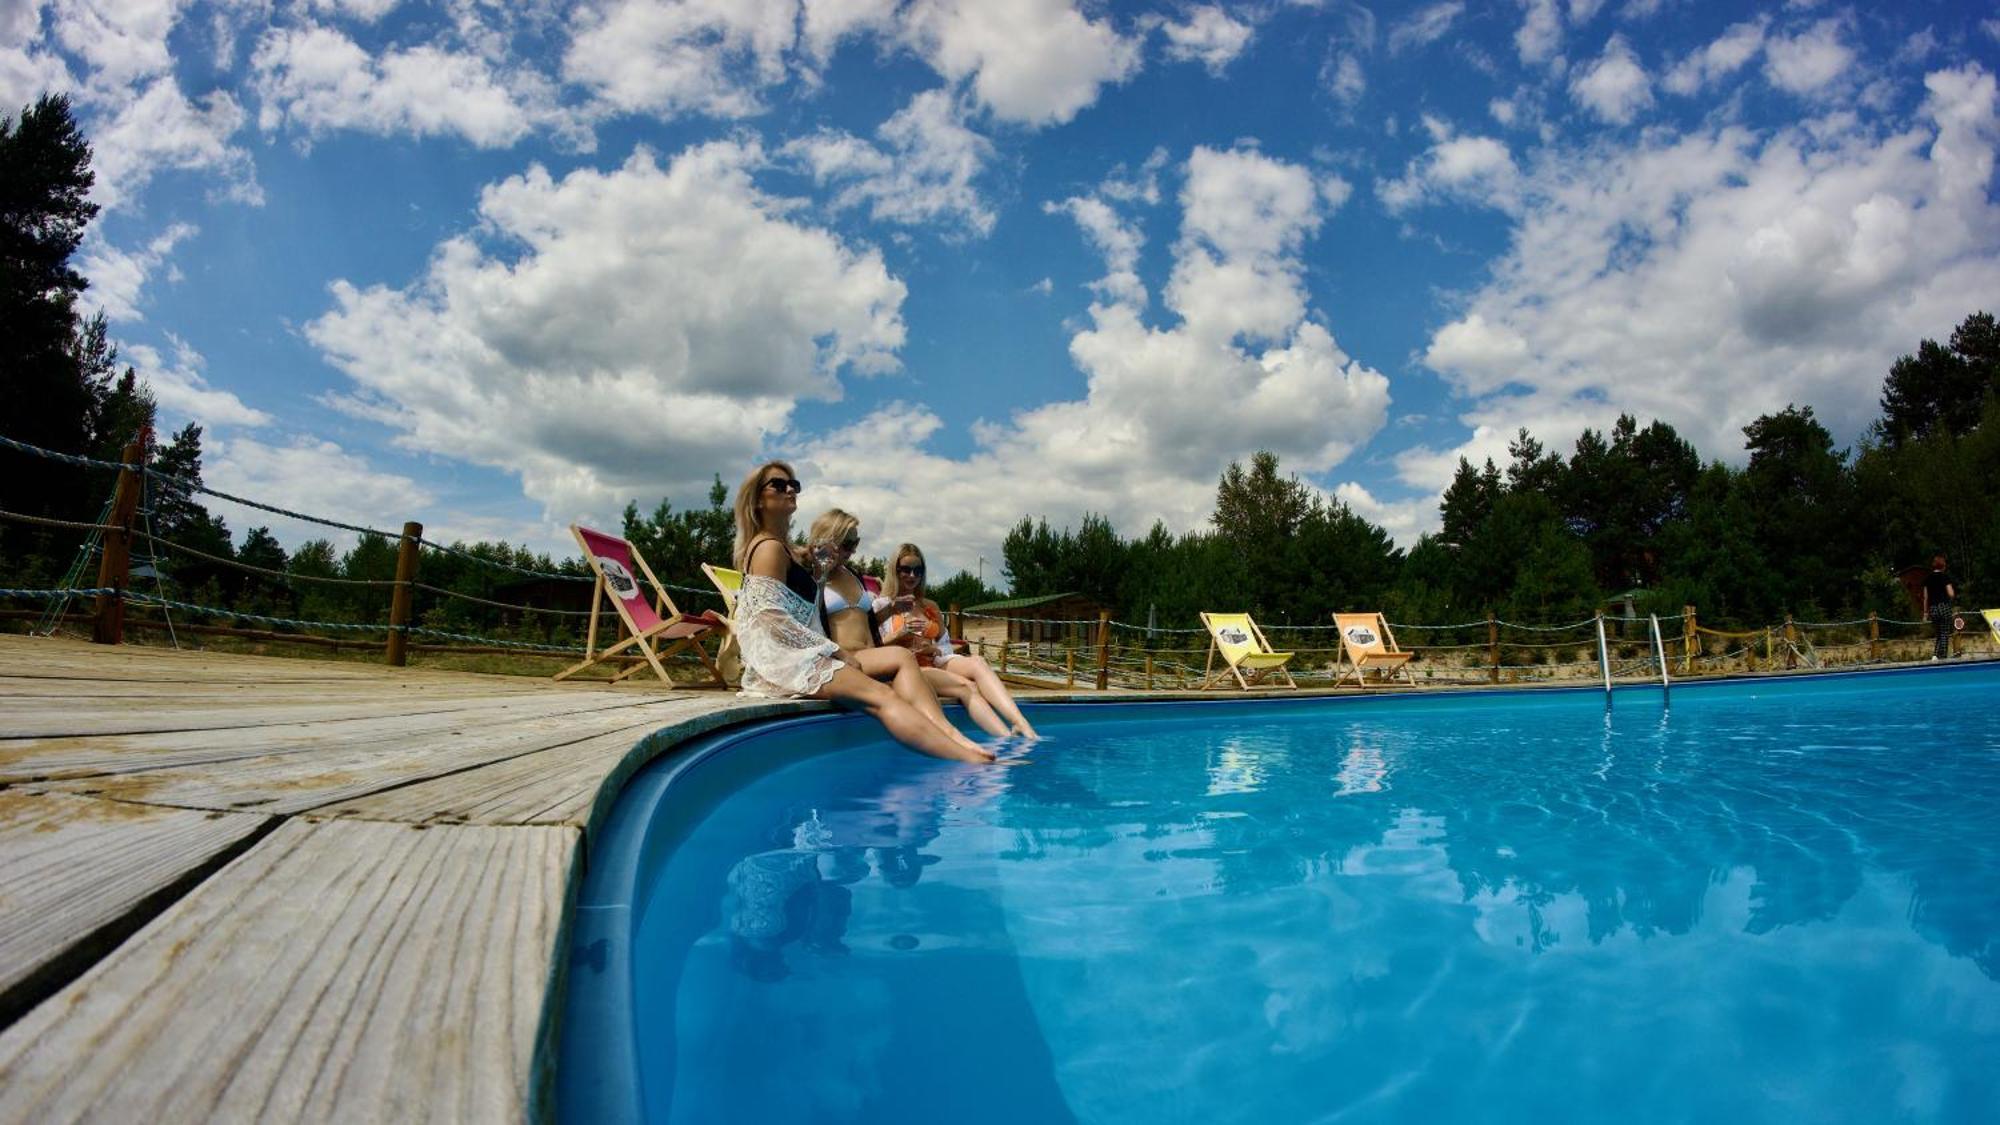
left=1333, top=612, right=1415, bottom=687
left=701, top=563, right=744, bottom=685
left=1199, top=612, right=1298, bottom=690
left=555, top=525, right=726, bottom=687
left=1983, top=609, right=2000, bottom=648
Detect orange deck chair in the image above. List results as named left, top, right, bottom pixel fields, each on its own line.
left=1199, top=612, right=1299, bottom=690
left=556, top=525, right=726, bottom=687
left=1333, top=612, right=1415, bottom=687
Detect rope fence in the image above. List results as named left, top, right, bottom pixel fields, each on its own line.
left=4, top=430, right=1989, bottom=683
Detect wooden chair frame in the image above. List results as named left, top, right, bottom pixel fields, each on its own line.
left=1199, top=612, right=1299, bottom=691
left=555, top=526, right=725, bottom=687
left=700, top=563, right=743, bottom=686
left=1333, top=612, right=1415, bottom=688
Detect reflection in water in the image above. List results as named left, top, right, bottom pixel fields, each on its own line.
left=648, top=672, right=2000, bottom=1123
left=1334, top=739, right=1387, bottom=795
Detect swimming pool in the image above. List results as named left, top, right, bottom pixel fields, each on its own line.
left=559, top=664, right=2000, bottom=1123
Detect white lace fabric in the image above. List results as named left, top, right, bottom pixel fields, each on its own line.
left=734, top=573, right=843, bottom=698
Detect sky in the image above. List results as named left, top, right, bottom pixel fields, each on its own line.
left=7, top=0, right=1999, bottom=586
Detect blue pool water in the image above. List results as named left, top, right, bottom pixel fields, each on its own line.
left=561, top=665, right=2000, bottom=1124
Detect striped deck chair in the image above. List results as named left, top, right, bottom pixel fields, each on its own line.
left=1199, top=612, right=1298, bottom=690
left=555, top=526, right=725, bottom=687
left=1333, top=612, right=1415, bottom=687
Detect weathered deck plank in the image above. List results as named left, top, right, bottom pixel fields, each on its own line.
left=0, top=693, right=687, bottom=781
left=0, top=817, right=576, bottom=1123
left=29, top=698, right=713, bottom=814
left=0, top=792, right=270, bottom=1023
left=316, top=697, right=817, bottom=827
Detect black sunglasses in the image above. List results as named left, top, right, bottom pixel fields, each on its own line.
left=839, top=536, right=860, bottom=550
left=762, top=478, right=802, bottom=495
left=897, top=564, right=925, bottom=576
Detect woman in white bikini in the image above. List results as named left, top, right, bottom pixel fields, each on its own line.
left=730, top=462, right=991, bottom=763
left=881, top=542, right=1039, bottom=740
left=806, top=510, right=1011, bottom=739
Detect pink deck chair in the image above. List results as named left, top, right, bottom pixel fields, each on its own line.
left=556, top=525, right=726, bottom=687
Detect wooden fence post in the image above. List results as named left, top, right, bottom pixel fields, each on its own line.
left=1783, top=615, right=1797, bottom=669
left=1145, top=655, right=1154, bottom=691
left=91, top=440, right=144, bottom=645
left=385, top=520, right=423, bottom=667
left=1065, top=651, right=1076, bottom=688
left=999, top=640, right=1009, bottom=674
left=949, top=603, right=962, bottom=648
left=1487, top=613, right=1499, bottom=684
left=1868, top=612, right=1879, bottom=662
left=1683, top=605, right=1698, bottom=674
left=1094, top=609, right=1112, bottom=690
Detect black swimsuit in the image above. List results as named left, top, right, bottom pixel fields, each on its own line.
left=749, top=538, right=825, bottom=627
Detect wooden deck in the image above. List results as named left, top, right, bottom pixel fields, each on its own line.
left=0, top=634, right=820, bottom=1122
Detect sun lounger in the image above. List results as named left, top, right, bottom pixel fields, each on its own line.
left=555, top=526, right=725, bottom=686
left=1333, top=611, right=1415, bottom=687
left=1199, top=612, right=1298, bottom=690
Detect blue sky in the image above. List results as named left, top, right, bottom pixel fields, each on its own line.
left=8, top=1, right=1999, bottom=583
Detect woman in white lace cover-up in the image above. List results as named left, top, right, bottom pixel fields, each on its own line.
left=730, top=460, right=993, bottom=763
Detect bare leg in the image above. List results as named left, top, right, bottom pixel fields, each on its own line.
left=922, top=666, right=1009, bottom=738
left=944, top=655, right=1038, bottom=738
left=850, top=647, right=987, bottom=756
left=815, top=664, right=993, bottom=763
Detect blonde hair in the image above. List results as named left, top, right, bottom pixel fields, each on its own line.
left=886, top=542, right=927, bottom=601
left=806, top=508, right=859, bottom=550
left=731, top=460, right=797, bottom=570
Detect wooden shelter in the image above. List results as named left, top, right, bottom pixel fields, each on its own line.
left=958, top=592, right=1105, bottom=649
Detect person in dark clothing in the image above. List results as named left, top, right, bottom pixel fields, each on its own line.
left=1922, top=554, right=1956, bottom=660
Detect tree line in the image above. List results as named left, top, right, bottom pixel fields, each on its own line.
left=4, top=93, right=1994, bottom=649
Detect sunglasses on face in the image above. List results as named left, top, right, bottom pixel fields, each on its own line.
left=762, top=478, right=802, bottom=495
left=839, top=536, right=860, bottom=551
left=897, top=564, right=925, bottom=576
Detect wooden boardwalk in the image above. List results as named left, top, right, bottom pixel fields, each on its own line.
left=0, top=634, right=820, bottom=1123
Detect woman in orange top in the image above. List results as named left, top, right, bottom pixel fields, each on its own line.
left=881, top=543, right=1040, bottom=740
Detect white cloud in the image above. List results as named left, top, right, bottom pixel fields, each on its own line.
left=1415, top=65, right=2000, bottom=488
left=1567, top=0, right=1605, bottom=23
left=779, top=148, right=1389, bottom=577
left=76, top=221, right=197, bottom=322
left=1, top=0, right=75, bottom=111
left=251, top=24, right=538, bottom=147
left=563, top=0, right=796, bottom=119
left=1514, top=0, right=1562, bottom=68
left=88, top=78, right=260, bottom=209
left=784, top=87, right=996, bottom=236
left=900, top=0, right=1141, bottom=126
left=1159, top=5, right=1253, bottom=75
left=304, top=140, right=907, bottom=524
left=1663, top=17, right=1766, bottom=96
left=308, top=0, right=400, bottom=22
left=1323, top=51, right=1364, bottom=107
left=1570, top=33, right=1651, bottom=125
left=126, top=334, right=272, bottom=430
left=1377, top=119, right=1522, bottom=215
left=1764, top=18, right=1853, bottom=98
left=1332, top=481, right=1435, bottom=546
left=204, top=434, right=431, bottom=547
left=1387, top=2, right=1462, bottom=55
left=799, top=0, right=899, bottom=65
left=50, top=0, right=177, bottom=90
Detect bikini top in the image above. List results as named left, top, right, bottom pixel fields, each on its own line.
left=821, top=578, right=877, bottom=616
